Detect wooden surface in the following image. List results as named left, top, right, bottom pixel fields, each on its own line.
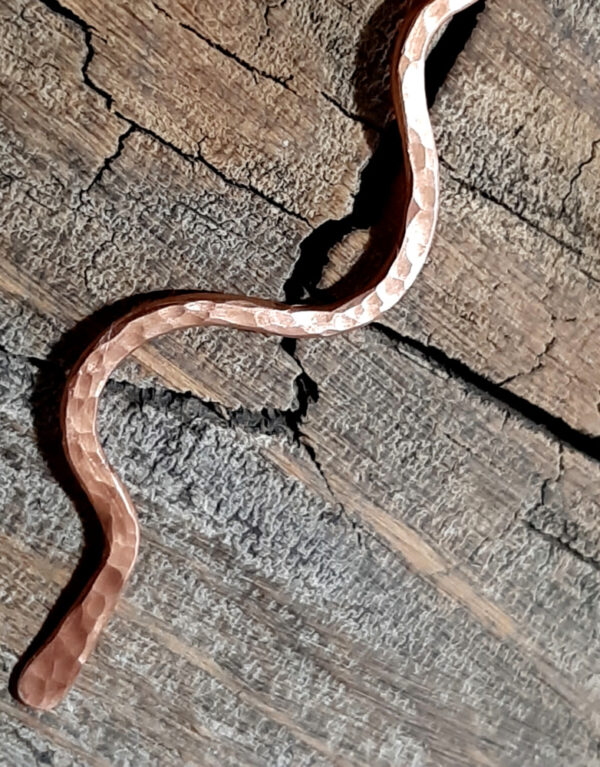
left=0, top=0, right=599, bottom=764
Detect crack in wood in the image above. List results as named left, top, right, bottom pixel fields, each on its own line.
left=559, top=136, right=600, bottom=217
left=178, top=22, right=296, bottom=93
left=79, top=124, right=135, bottom=198
left=370, top=322, right=600, bottom=462
left=38, top=0, right=113, bottom=109
left=37, top=0, right=310, bottom=223
left=497, top=335, right=557, bottom=387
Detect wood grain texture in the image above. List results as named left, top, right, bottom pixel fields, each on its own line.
left=0, top=0, right=599, bottom=764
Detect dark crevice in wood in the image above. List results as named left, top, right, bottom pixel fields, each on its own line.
left=38, top=0, right=309, bottom=224
left=79, top=123, right=135, bottom=198
left=525, top=520, right=600, bottom=572
left=521, top=447, right=600, bottom=571
left=497, top=335, right=557, bottom=387
left=151, top=0, right=296, bottom=91
left=110, top=113, right=311, bottom=224
left=282, top=121, right=402, bottom=303
left=178, top=23, right=296, bottom=93
left=278, top=338, right=341, bottom=505
left=150, top=1, right=170, bottom=18
left=439, top=157, right=591, bottom=264
left=38, top=0, right=113, bottom=109
left=425, top=0, right=486, bottom=106
left=370, top=322, right=600, bottom=462
left=320, top=91, right=383, bottom=132
left=255, top=0, right=289, bottom=53
left=559, top=136, right=600, bottom=217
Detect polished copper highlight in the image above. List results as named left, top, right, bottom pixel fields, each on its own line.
left=17, top=0, right=479, bottom=709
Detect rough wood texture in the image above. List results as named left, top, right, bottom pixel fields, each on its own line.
left=0, top=0, right=599, bottom=765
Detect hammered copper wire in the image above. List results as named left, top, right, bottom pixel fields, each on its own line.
left=16, top=0, right=479, bottom=710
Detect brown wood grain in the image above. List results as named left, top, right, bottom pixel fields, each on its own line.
left=0, top=0, right=599, bottom=765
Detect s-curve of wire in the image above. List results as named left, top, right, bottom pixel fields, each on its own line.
left=16, top=0, right=479, bottom=709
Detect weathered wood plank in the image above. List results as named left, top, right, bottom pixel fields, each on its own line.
left=1, top=349, right=599, bottom=765
left=65, top=0, right=370, bottom=223
left=297, top=328, right=600, bottom=689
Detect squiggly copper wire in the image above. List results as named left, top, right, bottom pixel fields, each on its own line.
left=16, top=0, right=478, bottom=709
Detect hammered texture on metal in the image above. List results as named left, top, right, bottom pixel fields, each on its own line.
left=16, top=0, right=479, bottom=710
